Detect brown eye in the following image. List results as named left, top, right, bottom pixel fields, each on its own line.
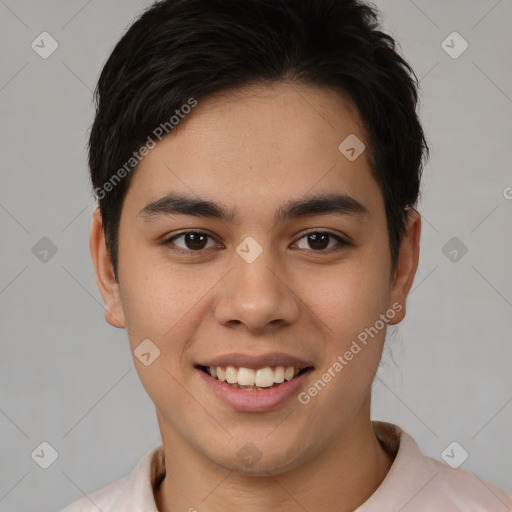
left=183, top=233, right=209, bottom=250
left=294, top=231, right=347, bottom=251
left=165, top=231, right=216, bottom=252
left=306, top=233, right=329, bottom=250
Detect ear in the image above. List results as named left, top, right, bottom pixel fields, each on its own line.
left=387, top=209, right=421, bottom=325
left=89, top=207, right=126, bottom=329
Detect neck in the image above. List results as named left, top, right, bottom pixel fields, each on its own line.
left=155, top=399, right=393, bottom=512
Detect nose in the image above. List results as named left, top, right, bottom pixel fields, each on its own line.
left=213, top=241, right=300, bottom=333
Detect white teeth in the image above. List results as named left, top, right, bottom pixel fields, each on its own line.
left=225, top=365, right=238, bottom=384
left=206, top=365, right=302, bottom=388
left=274, top=366, right=285, bottom=383
left=237, top=367, right=255, bottom=386
left=284, top=366, right=295, bottom=381
left=255, top=367, right=274, bottom=387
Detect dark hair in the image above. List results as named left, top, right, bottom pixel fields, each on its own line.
left=89, top=0, right=429, bottom=281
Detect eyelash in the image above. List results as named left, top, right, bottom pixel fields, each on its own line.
left=162, top=230, right=350, bottom=255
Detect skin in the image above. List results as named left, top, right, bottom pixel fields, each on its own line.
left=90, top=82, right=420, bottom=512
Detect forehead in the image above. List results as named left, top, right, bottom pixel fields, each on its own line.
left=124, top=82, right=381, bottom=218
left=173, top=82, right=367, bottom=162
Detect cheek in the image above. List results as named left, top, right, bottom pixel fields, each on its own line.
left=308, top=259, right=391, bottom=343
left=119, top=254, right=221, bottom=351
left=297, top=255, right=391, bottom=404
left=119, top=262, right=216, bottom=415
left=297, top=270, right=389, bottom=422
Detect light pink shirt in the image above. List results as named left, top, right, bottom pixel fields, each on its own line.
left=59, top=421, right=512, bottom=511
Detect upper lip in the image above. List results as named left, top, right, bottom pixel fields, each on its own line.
left=197, top=352, right=314, bottom=370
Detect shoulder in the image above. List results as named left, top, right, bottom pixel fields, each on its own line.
left=58, top=444, right=165, bottom=512
left=359, top=422, right=512, bottom=512
left=58, top=475, right=128, bottom=512
left=416, top=452, right=512, bottom=511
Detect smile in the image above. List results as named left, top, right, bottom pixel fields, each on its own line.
left=199, top=365, right=310, bottom=390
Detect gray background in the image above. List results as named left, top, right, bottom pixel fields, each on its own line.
left=0, top=0, right=511, bottom=510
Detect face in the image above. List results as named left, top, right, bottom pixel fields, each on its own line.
left=91, top=82, right=419, bottom=475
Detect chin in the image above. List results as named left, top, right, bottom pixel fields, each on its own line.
left=206, top=443, right=307, bottom=477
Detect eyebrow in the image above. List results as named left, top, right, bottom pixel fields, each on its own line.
left=137, top=191, right=369, bottom=224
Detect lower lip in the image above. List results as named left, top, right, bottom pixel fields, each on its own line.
left=196, top=367, right=313, bottom=412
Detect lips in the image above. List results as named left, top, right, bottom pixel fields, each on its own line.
left=196, top=351, right=313, bottom=371
left=196, top=363, right=314, bottom=411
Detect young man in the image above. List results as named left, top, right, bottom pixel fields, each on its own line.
left=61, top=0, right=512, bottom=510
